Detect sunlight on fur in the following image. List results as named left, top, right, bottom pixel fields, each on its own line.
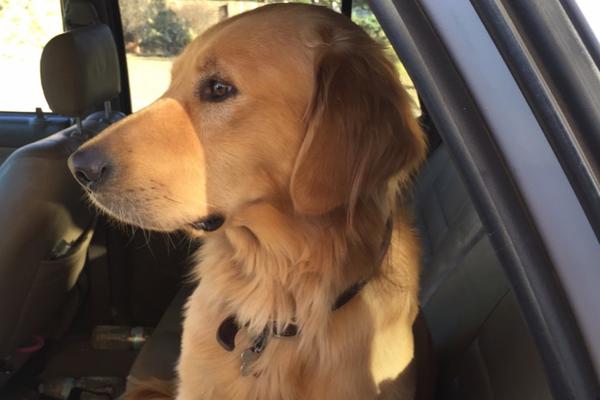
left=69, top=4, right=428, bottom=399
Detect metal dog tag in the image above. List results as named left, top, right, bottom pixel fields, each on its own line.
left=240, top=327, right=269, bottom=376
left=240, top=349, right=261, bottom=376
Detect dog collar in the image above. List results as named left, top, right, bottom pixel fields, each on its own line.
left=216, top=278, right=375, bottom=376
left=216, top=218, right=393, bottom=375
left=216, top=278, right=367, bottom=352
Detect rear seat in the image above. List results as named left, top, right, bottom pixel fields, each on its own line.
left=128, top=285, right=194, bottom=382
left=127, top=143, right=554, bottom=399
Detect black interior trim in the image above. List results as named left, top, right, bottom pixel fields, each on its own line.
left=471, top=0, right=600, bottom=247
left=368, top=0, right=600, bottom=397
left=417, top=101, right=441, bottom=155
left=341, top=0, right=352, bottom=17
left=61, top=0, right=132, bottom=115
left=94, top=0, right=132, bottom=114
left=0, top=113, right=71, bottom=148
left=107, top=0, right=132, bottom=115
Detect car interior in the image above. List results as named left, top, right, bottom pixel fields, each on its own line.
left=0, top=0, right=558, bottom=399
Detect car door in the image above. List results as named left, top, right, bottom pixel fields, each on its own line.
left=370, top=0, right=600, bottom=398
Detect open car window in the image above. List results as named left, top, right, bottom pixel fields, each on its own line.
left=0, top=1, right=63, bottom=112
left=574, top=0, right=600, bottom=40
left=120, top=0, right=420, bottom=114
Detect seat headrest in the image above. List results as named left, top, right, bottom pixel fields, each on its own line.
left=40, top=24, right=121, bottom=117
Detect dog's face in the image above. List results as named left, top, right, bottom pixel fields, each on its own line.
left=69, top=4, right=425, bottom=233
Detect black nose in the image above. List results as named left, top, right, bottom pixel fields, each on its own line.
left=68, top=147, right=112, bottom=190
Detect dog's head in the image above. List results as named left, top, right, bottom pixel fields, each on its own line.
left=68, top=4, right=425, bottom=234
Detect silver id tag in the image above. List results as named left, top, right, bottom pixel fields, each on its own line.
left=240, top=349, right=261, bottom=376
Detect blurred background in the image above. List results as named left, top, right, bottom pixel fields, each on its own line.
left=1, top=0, right=598, bottom=113
left=0, top=0, right=418, bottom=114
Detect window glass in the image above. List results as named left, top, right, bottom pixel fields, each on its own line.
left=352, top=0, right=420, bottom=115
left=122, top=0, right=281, bottom=111
left=574, top=0, right=600, bottom=41
left=121, top=0, right=419, bottom=114
left=0, top=0, right=63, bottom=112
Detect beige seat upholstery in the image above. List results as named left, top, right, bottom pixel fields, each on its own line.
left=128, top=286, right=195, bottom=384
left=0, top=24, right=123, bottom=381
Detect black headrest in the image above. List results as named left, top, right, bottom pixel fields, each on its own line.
left=40, top=24, right=121, bottom=117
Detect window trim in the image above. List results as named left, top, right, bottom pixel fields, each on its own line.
left=342, top=0, right=352, bottom=17
left=99, top=0, right=133, bottom=115
left=369, top=0, right=600, bottom=397
left=470, top=0, right=600, bottom=244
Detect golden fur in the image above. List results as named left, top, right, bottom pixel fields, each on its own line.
left=72, top=4, right=427, bottom=399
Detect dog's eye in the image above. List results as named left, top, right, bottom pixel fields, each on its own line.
left=211, top=81, right=232, bottom=97
left=199, top=79, right=237, bottom=102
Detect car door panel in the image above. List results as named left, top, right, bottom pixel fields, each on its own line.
left=0, top=113, right=70, bottom=164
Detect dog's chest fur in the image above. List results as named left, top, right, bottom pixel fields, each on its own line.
left=175, top=209, right=420, bottom=400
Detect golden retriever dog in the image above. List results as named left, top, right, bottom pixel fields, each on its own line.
left=68, top=3, right=427, bottom=399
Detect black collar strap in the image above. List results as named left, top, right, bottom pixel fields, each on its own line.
left=217, top=317, right=298, bottom=352
left=216, top=279, right=363, bottom=353
left=217, top=218, right=393, bottom=353
left=332, top=279, right=369, bottom=310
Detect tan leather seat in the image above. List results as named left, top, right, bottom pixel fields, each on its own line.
left=128, top=285, right=195, bottom=385
left=0, top=24, right=122, bottom=382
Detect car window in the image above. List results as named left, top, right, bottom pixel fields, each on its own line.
left=120, top=0, right=419, bottom=114
left=352, top=0, right=420, bottom=115
left=0, top=0, right=63, bottom=112
left=574, top=0, right=600, bottom=40
left=121, top=0, right=281, bottom=111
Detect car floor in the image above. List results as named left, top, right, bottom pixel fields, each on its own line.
left=41, top=333, right=137, bottom=379
left=2, top=228, right=195, bottom=400
left=3, top=330, right=138, bottom=399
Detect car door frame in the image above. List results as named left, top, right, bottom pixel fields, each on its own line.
left=368, top=0, right=600, bottom=398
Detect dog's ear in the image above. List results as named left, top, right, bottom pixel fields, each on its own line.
left=290, top=29, right=427, bottom=216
